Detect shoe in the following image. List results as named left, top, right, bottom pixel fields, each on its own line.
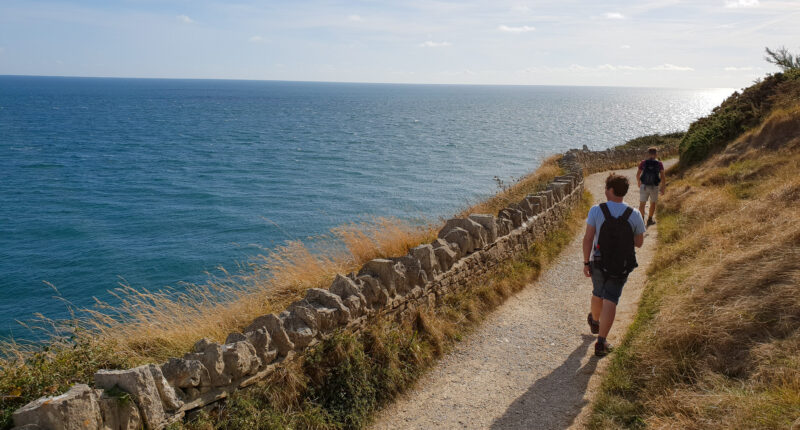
left=595, top=340, right=614, bottom=357
left=587, top=313, right=599, bottom=334
left=646, top=218, right=656, bottom=227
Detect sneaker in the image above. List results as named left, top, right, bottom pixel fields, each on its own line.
left=587, top=313, right=599, bottom=334
left=595, top=340, right=614, bottom=357
left=646, top=218, right=656, bottom=227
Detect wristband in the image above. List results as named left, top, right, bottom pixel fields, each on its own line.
left=584, top=261, right=590, bottom=266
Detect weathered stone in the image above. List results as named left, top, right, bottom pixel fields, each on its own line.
left=282, top=311, right=315, bottom=349
left=222, top=341, right=261, bottom=380
left=392, top=255, right=427, bottom=292
left=409, top=244, right=440, bottom=279
left=161, top=358, right=208, bottom=388
left=358, top=259, right=406, bottom=298
left=431, top=239, right=459, bottom=272
left=468, top=214, right=498, bottom=243
left=225, top=332, right=247, bottom=344
left=356, top=275, right=389, bottom=309
left=516, top=199, right=535, bottom=218
left=13, top=384, right=102, bottom=430
left=98, top=388, right=142, bottom=430
left=245, top=314, right=294, bottom=357
left=524, top=195, right=544, bottom=216
left=497, top=217, right=513, bottom=236
left=502, top=207, right=524, bottom=227
left=147, top=365, right=183, bottom=411
left=443, top=227, right=474, bottom=255
left=438, top=218, right=487, bottom=249
left=94, top=366, right=166, bottom=429
left=329, top=274, right=367, bottom=317
left=243, top=328, right=277, bottom=367
left=538, top=190, right=553, bottom=208
left=187, top=339, right=231, bottom=386
left=305, top=288, right=352, bottom=326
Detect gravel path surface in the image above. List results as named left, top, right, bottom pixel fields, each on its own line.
left=371, top=161, right=675, bottom=430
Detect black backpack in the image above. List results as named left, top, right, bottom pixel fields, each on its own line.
left=640, top=159, right=661, bottom=186
left=596, top=203, right=638, bottom=278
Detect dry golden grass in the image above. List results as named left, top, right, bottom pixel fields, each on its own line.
left=459, top=154, right=562, bottom=216
left=590, top=106, right=800, bottom=429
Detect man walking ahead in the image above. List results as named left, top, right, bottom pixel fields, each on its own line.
left=583, top=173, right=645, bottom=357
left=637, top=147, right=666, bottom=227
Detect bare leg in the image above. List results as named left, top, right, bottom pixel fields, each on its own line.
left=648, top=201, right=656, bottom=220
left=591, top=295, right=603, bottom=322
left=638, top=201, right=646, bottom=217
left=598, top=299, right=617, bottom=338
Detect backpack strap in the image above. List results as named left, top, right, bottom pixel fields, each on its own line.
left=620, top=207, right=633, bottom=221
left=599, top=203, right=612, bottom=220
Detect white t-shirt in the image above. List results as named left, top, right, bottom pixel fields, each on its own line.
left=586, top=201, right=646, bottom=260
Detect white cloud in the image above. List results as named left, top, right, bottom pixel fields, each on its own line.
left=498, top=25, right=536, bottom=33
left=176, top=15, right=194, bottom=24
left=652, top=63, right=694, bottom=71
left=348, top=14, right=363, bottom=22
left=249, top=36, right=265, bottom=43
left=724, top=66, right=754, bottom=71
left=419, top=41, right=451, bottom=48
left=511, top=5, right=531, bottom=13
left=725, top=0, right=759, bottom=8
left=604, top=12, right=625, bottom=19
left=620, top=44, right=631, bottom=49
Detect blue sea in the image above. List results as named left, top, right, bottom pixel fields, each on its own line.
left=0, top=76, right=731, bottom=339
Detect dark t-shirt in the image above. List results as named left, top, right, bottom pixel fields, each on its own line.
left=638, top=159, right=664, bottom=172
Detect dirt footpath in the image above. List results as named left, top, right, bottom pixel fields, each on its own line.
left=371, top=161, right=675, bottom=430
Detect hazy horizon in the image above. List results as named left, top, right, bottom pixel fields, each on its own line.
left=1, top=0, right=798, bottom=89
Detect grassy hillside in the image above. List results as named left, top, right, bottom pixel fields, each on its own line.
left=589, top=72, right=800, bottom=429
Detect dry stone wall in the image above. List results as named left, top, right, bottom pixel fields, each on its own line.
left=12, top=146, right=638, bottom=430
left=563, top=143, right=678, bottom=175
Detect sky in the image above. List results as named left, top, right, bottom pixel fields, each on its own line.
left=0, top=0, right=798, bottom=88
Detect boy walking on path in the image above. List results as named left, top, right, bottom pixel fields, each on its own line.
left=583, top=174, right=645, bottom=357
left=637, top=147, right=666, bottom=227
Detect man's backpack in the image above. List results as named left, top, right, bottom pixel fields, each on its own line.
left=640, top=159, right=661, bottom=186
left=596, top=203, right=638, bottom=278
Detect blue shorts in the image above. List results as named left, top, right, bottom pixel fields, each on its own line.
left=591, top=262, right=628, bottom=304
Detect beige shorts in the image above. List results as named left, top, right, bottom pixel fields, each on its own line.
left=639, top=185, right=659, bottom=203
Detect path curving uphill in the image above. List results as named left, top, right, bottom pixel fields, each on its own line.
left=371, top=160, right=676, bottom=430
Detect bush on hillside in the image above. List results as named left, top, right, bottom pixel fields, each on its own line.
left=614, top=132, right=684, bottom=151
left=679, top=68, right=800, bottom=167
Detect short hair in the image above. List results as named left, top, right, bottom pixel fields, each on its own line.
left=605, top=173, right=629, bottom=197
left=648, top=147, right=658, bottom=155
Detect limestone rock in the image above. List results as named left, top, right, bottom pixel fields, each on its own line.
left=468, top=214, right=498, bottom=243
left=305, top=288, right=352, bottom=327
left=438, top=218, right=487, bottom=249
left=358, top=259, right=406, bottom=298
left=443, top=227, right=474, bottom=255
left=245, top=314, right=294, bottom=357
left=225, top=332, right=247, bottom=344
left=329, top=274, right=367, bottom=317
left=431, top=238, right=458, bottom=271
left=94, top=366, right=167, bottom=429
left=282, top=311, right=315, bottom=349
left=357, top=274, right=390, bottom=309
left=410, top=244, right=440, bottom=278
left=186, top=339, right=231, bottom=386
left=13, top=384, right=102, bottom=430
left=244, top=328, right=277, bottom=367
left=391, top=255, right=427, bottom=292
left=161, top=358, right=208, bottom=388
left=98, top=388, right=142, bottom=430
left=221, top=341, right=261, bottom=380
left=147, top=365, right=183, bottom=411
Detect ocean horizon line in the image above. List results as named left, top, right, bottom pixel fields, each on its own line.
left=0, top=74, right=734, bottom=91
